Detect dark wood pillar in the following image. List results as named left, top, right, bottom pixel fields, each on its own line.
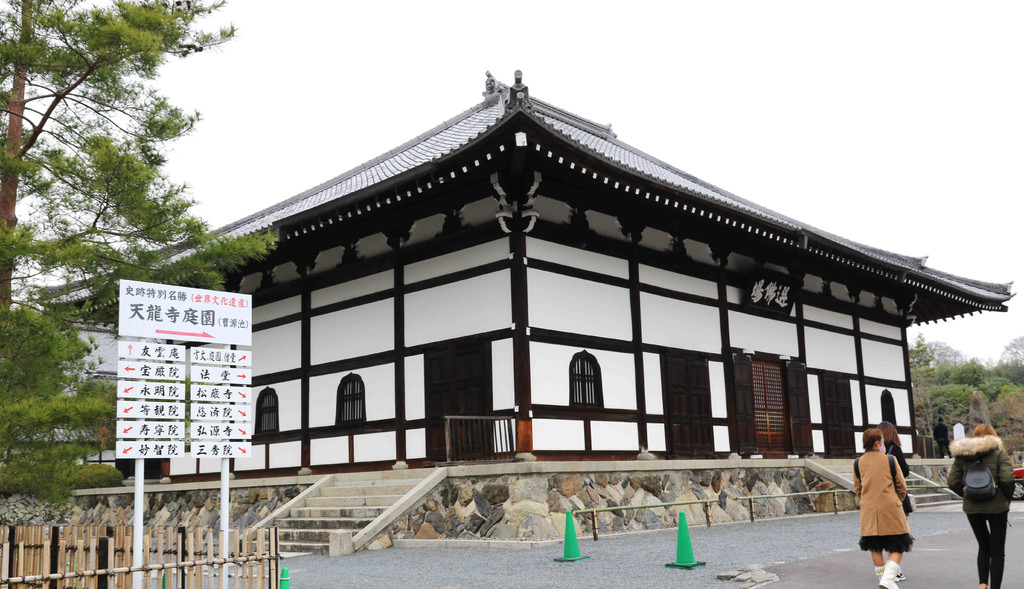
left=386, top=224, right=411, bottom=466
left=510, top=229, right=533, bottom=456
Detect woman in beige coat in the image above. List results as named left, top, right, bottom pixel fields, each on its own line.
left=854, top=428, right=913, bottom=589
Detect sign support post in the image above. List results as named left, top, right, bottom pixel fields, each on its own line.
left=221, top=457, right=230, bottom=589
left=132, top=458, right=144, bottom=589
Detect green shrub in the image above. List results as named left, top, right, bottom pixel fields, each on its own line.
left=70, top=464, right=124, bottom=490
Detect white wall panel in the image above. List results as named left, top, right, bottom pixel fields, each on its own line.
left=805, top=328, right=858, bottom=373
left=233, top=444, right=266, bottom=471
left=812, top=430, right=825, bottom=454
left=308, top=375, right=334, bottom=428
left=590, top=421, right=639, bottom=451
left=530, top=342, right=635, bottom=409
left=526, top=237, right=629, bottom=279
left=866, top=385, right=911, bottom=426
left=860, top=319, right=903, bottom=341
left=492, top=339, right=515, bottom=411
left=803, top=306, right=854, bottom=330
left=861, top=340, right=906, bottom=382
left=713, top=425, right=731, bottom=452
left=405, top=271, right=511, bottom=347
left=850, top=379, right=862, bottom=427
left=726, top=286, right=743, bottom=305
left=169, top=456, right=196, bottom=476
left=311, top=299, right=394, bottom=364
left=529, top=269, right=631, bottom=341
left=709, top=361, right=728, bottom=418
left=253, top=323, right=301, bottom=377
left=808, top=375, right=822, bottom=424
left=729, top=312, right=799, bottom=357
left=638, top=265, right=717, bottom=299
left=405, top=355, right=425, bottom=420
left=310, top=436, right=349, bottom=465
left=405, top=240, right=508, bottom=284
left=253, top=296, right=300, bottom=324
left=311, top=270, right=393, bottom=309
left=273, top=379, right=302, bottom=432
left=406, top=428, right=426, bottom=460
left=647, top=423, right=666, bottom=452
left=269, top=441, right=301, bottom=469
left=643, top=352, right=663, bottom=415
left=533, top=419, right=585, bottom=451
left=353, top=431, right=396, bottom=462
left=198, top=458, right=221, bottom=474
left=640, top=293, right=721, bottom=354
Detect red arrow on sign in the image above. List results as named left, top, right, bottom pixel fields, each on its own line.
left=237, top=374, right=247, bottom=380
left=238, top=410, right=247, bottom=418
left=238, top=447, right=247, bottom=454
left=127, top=344, right=133, bottom=355
left=122, top=386, right=134, bottom=393
left=238, top=355, right=247, bottom=361
left=238, top=391, right=247, bottom=399
left=239, top=429, right=248, bottom=436
left=121, top=446, right=133, bottom=454
left=122, top=426, right=133, bottom=434
left=122, top=406, right=134, bottom=414
left=124, top=366, right=136, bottom=372
left=155, top=329, right=214, bottom=338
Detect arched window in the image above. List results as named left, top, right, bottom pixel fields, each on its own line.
left=337, top=373, right=366, bottom=425
left=880, top=389, right=897, bottom=425
left=255, top=387, right=279, bottom=434
left=569, top=350, right=603, bottom=407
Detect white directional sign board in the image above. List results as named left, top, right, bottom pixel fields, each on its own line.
left=192, top=384, right=251, bottom=403
left=190, top=365, right=252, bottom=385
left=116, top=441, right=185, bottom=459
left=118, top=279, right=252, bottom=346
left=116, top=380, right=185, bottom=400
left=191, top=441, right=252, bottom=459
left=118, top=420, right=185, bottom=439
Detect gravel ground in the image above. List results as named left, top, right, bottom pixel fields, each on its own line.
left=279, top=509, right=979, bottom=588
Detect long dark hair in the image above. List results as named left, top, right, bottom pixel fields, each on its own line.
left=878, top=421, right=901, bottom=447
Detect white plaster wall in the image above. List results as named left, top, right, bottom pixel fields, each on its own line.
left=865, top=385, right=911, bottom=426
left=169, top=456, right=195, bottom=476
left=308, top=364, right=395, bottom=427
left=812, top=430, right=825, bottom=454
left=405, top=355, right=425, bottom=421
left=899, top=434, right=913, bottom=451
left=405, top=271, right=512, bottom=347
left=310, top=436, right=349, bottom=465
left=405, top=239, right=509, bottom=284
left=233, top=444, right=266, bottom=472
left=805, top=328, right=858, bottom=373
left=492, top=339, right=515, bottom=411
left=647, top=423, right=666, bottom=452
left=640, top=293, right=721, bottom=354
left=586, top=210, right=628, bottom=242
left=461, top=197, right=500, bottom=227
left=638, top=265, right=718, bottom=299
left=726, top=286, right=743, bottom=305
left=713, top=425, right=731, bottom=452
left=533, top=195, right=572, bottom=225
left=198, top=458, right=221, bottom=474
left=274, top=379, right=302, bottom=432
left=254, top=296, right=301, bottom=324
left=406, top=428, right=426, bottom=459
left=860, top=319, right=903, bottom=341
left=729, top=311, right=799, bottom=357
left=353, top=431, right=396, bottom=462
left=808, top=376, right=822, bottom=424
left=528, top=269, right=632, bottom=341
left=525, top=237, right=629, bottom=279
left=310, top=299, right=394, bottom=364
left=643, top=352, right=663, bottom=415
left=803, top=306, right=854, bottom=330
left=253, top=323, right=301, bottom=377
left=590, top=421, right=639, bottom=451
left=850, top=379, right=862, bottom=427
left=861, top=339, right=907, bottom=382
left=311, top=270, right=393, bottom=309
left=269, top=441, right=302, bottom=469
left=709, top=361, right=728, bottom=418
left=530, top=342, right=636, bottom=409
left=533, top=419, right=585, bottom=451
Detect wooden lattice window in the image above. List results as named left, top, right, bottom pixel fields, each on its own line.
left=337, top=373, right=366, bottom=425
left=255, top=387, right=279, bottom=434
left=569, top=350, right=603, bottom=407
left=752, top=361, right=786, bottom=453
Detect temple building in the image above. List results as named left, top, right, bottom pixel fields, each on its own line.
left=168, top=72, right=1012, bottom=478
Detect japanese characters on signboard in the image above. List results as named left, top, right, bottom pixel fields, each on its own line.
left=744, top=273, right=797, bottom=316
left=118, top=279, right=252, bottom=346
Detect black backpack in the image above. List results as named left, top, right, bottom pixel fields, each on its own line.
left=963, top=458, right=998, bottom=501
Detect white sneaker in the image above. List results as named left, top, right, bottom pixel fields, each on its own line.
left=879, top=578, right=899, bottom=589
left=895, top=571, right=906, bottom=582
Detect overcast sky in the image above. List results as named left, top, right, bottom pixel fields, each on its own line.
left=155, top=1, right=1023, bottom=363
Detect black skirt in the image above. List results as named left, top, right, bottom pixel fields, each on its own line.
left=859, top=534, right=914, bottom=553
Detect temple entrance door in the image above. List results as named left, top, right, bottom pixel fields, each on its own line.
left=821, top=373, right=856, bottom=456
left=751, top=360, right=788, bottom=456
left=424, top=341, right=490, bottom=462
left=664, top=354, right=713, bottom=457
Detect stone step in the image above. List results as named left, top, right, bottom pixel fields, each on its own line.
left=288, top=506, right=386, bottom=519
left=278, top=541, right=329, bottom=556
left=320, top=483, right=418, bottom=497
left=332, top=470, right=431, bottom=482
left=306, top=495, right=402, bottom=509
left=331, top=478, right=426, bottom=488
left=279, top=525, right=365, bottom=543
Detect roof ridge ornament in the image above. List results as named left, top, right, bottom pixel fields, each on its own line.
left=506, top=70, right=531, bottom=112
left=482, top=70, right=501, bottom=105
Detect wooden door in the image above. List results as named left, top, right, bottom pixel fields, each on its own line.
left=425, top=341, right=490, bottom=462
left=820, top=373, right=856, bottom=456
left=664, top=354, right=713, bottom=457
left=751, top=360, right=788, bottom=455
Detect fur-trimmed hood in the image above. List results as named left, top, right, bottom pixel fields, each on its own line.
left=950, top=434, right=1004, bottom=459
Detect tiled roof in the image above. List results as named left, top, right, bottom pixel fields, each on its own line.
left=215, top=78, right=1012, bottom=306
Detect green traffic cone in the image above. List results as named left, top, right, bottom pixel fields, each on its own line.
left=280, top=566, right=291, bottom=589
left=665, top=511, right=706, bottom=569
left=554, top=510, right=590, bottom=562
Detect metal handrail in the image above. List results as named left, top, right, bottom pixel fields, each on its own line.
left=573, top=488, right=855, bottom=540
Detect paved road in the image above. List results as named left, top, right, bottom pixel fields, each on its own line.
left=280, top=503, right=1024, bottom=588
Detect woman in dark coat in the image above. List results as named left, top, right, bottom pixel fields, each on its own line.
left=948, top=424, right=1015, bottom=589
left=855, top=428, right=912, bottom=589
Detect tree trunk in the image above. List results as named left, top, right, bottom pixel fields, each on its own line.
left=0, top=2, right=29, bottom=309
